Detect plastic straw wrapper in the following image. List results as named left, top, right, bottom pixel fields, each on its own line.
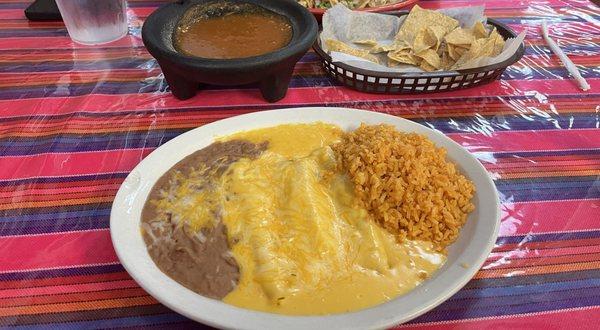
left=541, top=20, right=590, bottom=91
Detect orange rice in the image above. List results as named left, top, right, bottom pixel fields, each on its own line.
left=332, top=124, right=475, bottom=250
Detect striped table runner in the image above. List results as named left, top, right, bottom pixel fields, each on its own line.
left=0, top=0, right=599, bottom=328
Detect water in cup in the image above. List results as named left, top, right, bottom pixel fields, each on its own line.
left=56, top=0, right=128, bottom=45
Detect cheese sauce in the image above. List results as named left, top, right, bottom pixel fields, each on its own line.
left=213, top=123, right=446, bottom=315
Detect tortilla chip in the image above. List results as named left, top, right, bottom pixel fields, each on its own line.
left=353, top=39, right=378, bottom=47
left=451, top=30, right=506, bottom=69
left=472, top=37, right=492, bottom=56
left=389, top=58, right=418, bottom=68
left=387, top=49, right=418, bottom=66
left=395, top=5, right=459, bottom=44
left=388, top=59, right=403, bottom=67
left=489, top=28, right=505, bottom=56
left=472, top=21, right=488, bottom=39
left=413, top=27, right=438, bottom=53
left=325, top=39, right=381, bottom=64
left=437, top=42, right=447, bottom=55
left=419, top=61, right=437, bottom=72
left=370, top=44, right=395, bottom=53
left=413, top=25, right=448, bottom=53
left=467, top=28, right=504, bottom=59
left=415, top=48, right=441, bottom=70
left=357, top=0, right=371, bottom=9
left=440, top=50, right=454, bottom=70
left=444, top=27, right=475, bottom=46
left=344, top=5, right=504, bottom=72
left=447, top=43, right=469, bottom=61
left=370, top=41, right=410, bottom=54
left=394, top=40, right=412, bottom=51
left=428, top=26, right=448, bottom=51
left=453, top=38, right=488, bottom=68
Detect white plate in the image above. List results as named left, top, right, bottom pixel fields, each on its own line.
left=110, top=107, right=500, bottom=330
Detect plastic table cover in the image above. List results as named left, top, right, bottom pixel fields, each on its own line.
left=0, top=0, right=599, bottom=328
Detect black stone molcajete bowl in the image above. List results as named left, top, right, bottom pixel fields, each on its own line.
left=142, top=0, right=318, bottom=102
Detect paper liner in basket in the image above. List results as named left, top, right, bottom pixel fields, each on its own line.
left=320, top=5, right=526, bottom=73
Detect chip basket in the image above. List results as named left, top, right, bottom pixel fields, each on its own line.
left=312, top=12, right=525, bottom=94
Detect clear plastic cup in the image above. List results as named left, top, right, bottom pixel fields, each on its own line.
left=55, top=0, right=128, bottom=45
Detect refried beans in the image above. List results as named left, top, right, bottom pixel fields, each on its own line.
left=141, top=140, right=267, bottom=299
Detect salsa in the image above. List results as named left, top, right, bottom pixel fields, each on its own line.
left=174, top=10, right=293, bottom=59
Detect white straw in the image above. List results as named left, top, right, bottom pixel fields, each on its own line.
left=541, top=20, right=590, bottom=91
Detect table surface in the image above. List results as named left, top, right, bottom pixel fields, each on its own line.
left=1, top=0, right=599, bottom=328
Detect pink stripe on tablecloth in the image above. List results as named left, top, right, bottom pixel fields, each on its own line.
left=419, top=0, right=579, bottom=9
left=396, top=305, right=600, bottom=329
left=0, top=79, right=598, bottom=118
left=0, top=1, right=577, bottom=20
left=0, top=229, right=117, bottom=273
left=0, top=149, right=151, bottom=180
left=448, top=129, right=600, bottom=153
left=0, top=36, right=144, bottom=51
left=500, top=199, right=600, bottom=236
left=0, top=9, right=28, bottom=20
left=508, top=21, right=600, bottom=35
left=0, top=279, right=138, bottom=299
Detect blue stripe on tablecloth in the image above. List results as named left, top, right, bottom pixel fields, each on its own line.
left=497, top=229, right=600, bottom=244
left=495, top=176, right=600, bottom=202
left=452, top=277, right=600, bottom=300
left=410, top=290, right=600, bottom=323
left=0, top=48, right=598, bottom=76
left=0, top=65, right=598, bottom=100
left=9, top=313, right=190, bottom=330
left=0, top=263, right=125, bottom=281
left=0, top=213, right=110, bottom=236
left=0, top=208, right=111, bottom=223
left=1, top=114, right=599, bottom=155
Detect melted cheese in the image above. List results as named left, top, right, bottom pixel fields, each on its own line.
left=223, top=122, right=344, bottom=158
left=152, top=168, right=221, bottom=233
left=217, top=123, right=445, bottom=315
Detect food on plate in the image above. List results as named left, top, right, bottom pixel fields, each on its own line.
left=142, top=122, right=475, bottom=315
left=141, top=140, right=268, bottom=299
left=174, top=4, right=292, bottom=59
left=325, top=5, right=506, bottom=71
left=298, top=0, right=405, bottom=9
left=332, top=124, right=475, bottom=249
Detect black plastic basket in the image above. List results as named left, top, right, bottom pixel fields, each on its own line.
left=313, top=12, right=525, bottom=94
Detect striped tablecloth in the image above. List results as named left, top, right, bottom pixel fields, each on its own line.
left=1, top=0, right=599, bottom=328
